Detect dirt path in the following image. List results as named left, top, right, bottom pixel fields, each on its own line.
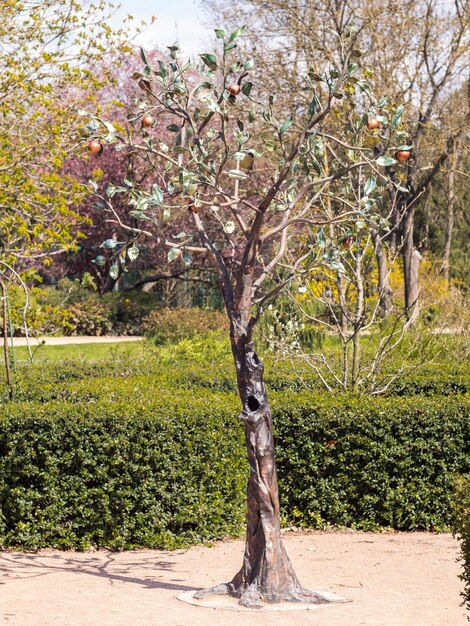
left=0, top=532, right=466, bottom=626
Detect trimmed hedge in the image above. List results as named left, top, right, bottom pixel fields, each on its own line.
left=387, top=367, right=470, bottom=396
left=0, top=393, right=245, bottom=550
left=273, top=392, right=470, bottom=530
left=5, top=356, right=470, bottom=404
left=0, top=389, right=469, bottom=549
left=453, top=475, right=470, bottom=614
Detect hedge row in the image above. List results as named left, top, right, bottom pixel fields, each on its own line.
left=453, top=475, right=470, bottom=613
left=272, top=392, right=470, bottom=530
left=3, top=357, right=470, bottom=404
left=0, top=390, right=468, bottom=549
left=0, top=392, right=245, bottom=550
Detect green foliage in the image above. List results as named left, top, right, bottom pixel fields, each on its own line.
left=387, top=368, right=470, bottom=396
left=273, top=392, right=470, bottom=531
left=65, top=302, right=113, bottom=336
left=453, top=475, right=470, bottom=614
left=67, top=292, right=156, bottom=336
left=5, top=284, right=73, bottom=336
left=0, top=1, right=143, bottom=264
left=142, top=307, right=228, bottom=345
left=0, top=394, right=245, bottom=550
left=0, top=350, right=468, bottom=549
left=4, top=337, right=470, bottom=399
left=7, top=284, right=160, bottom=337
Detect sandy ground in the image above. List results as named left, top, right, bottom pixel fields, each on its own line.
left=10, top=336, right=143, bottom=346
left=0, top=532, right=466, bottom=626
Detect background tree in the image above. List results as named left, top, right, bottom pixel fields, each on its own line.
left=0, top=0, right=149, bottom=269
left=201, top=0, right=470, bottom=318
left=84, top=27, right=409, bottom=606
left=420, top=132, right=469, bottom=288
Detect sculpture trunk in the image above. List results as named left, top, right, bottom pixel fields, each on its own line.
left=227, top=331, right=305, bottom=606
left=194, top=317, right=343, bottom=607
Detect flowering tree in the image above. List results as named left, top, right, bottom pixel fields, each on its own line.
left=84, top=27, right=407, bottom=607
left=0, top=1, right=149, bottom=394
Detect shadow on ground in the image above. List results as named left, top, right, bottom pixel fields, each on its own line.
left=0, top=551, right=196, bottom=592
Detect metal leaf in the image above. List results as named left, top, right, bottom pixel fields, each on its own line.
left=200, top=53, right=218, bottom=72
left=376, top=156, right=397, bottom=167
left=127, top=245, right=139, bottom=262
left=109, top=263, right=120, bottom=279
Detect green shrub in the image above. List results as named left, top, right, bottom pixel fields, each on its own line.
left=6, top=284, right=73, bottom=336
left=65, top=302, right=113, bottom=336
left=60, top=291, right=160, bottom=337
left=142, top=307, right=228, bottom=344
left=2, top=348, right=317, bottom=403
left=3, top=342, right=469, bottom=405
left=384, top=364, right=470, bottom=396
left=0, top=393, right=245, bottom=550
left=0, top=386, right=468, bottom=549
left=272, top=392, right=470, bottom=531
left=453, top=475, right=470, bottom=614
left=7, top=283, right=160, bottom=337
left=104, top=293, right=154, bottom=335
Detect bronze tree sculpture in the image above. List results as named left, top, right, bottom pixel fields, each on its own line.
left=83, top=26, right=409, bottom=607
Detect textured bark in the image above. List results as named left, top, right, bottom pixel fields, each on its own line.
left=230, top=336, right=301, bottom=604
left=195, top=319, right=333, bottom=607
left=372, top=231, right=393, bottom=318
left=442, top=144, right=458, bottom=282
left=402, top=205, right=420, bottom=321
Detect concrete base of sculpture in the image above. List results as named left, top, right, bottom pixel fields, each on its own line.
left=177, top=589, right=349, bottom=611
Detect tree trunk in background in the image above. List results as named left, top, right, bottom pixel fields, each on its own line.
left=442, top=142, right=458, bottom=283
left=1, top=279, right=13, bottom=399
left=409, top=249, right=422, bottom=321
left=100, top=272, right=120, bottom=295
left=373, top=231, right=393, bottom=317
left=402, top=204, right=420, bottom=321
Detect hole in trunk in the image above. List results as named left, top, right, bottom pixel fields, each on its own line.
left=247, top=395, right=260, bottom=412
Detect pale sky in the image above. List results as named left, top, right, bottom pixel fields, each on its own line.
left=108, top=0, right=213, bottom=58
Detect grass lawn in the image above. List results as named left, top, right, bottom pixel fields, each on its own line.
left=12, top=340, right=153, bottom=362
